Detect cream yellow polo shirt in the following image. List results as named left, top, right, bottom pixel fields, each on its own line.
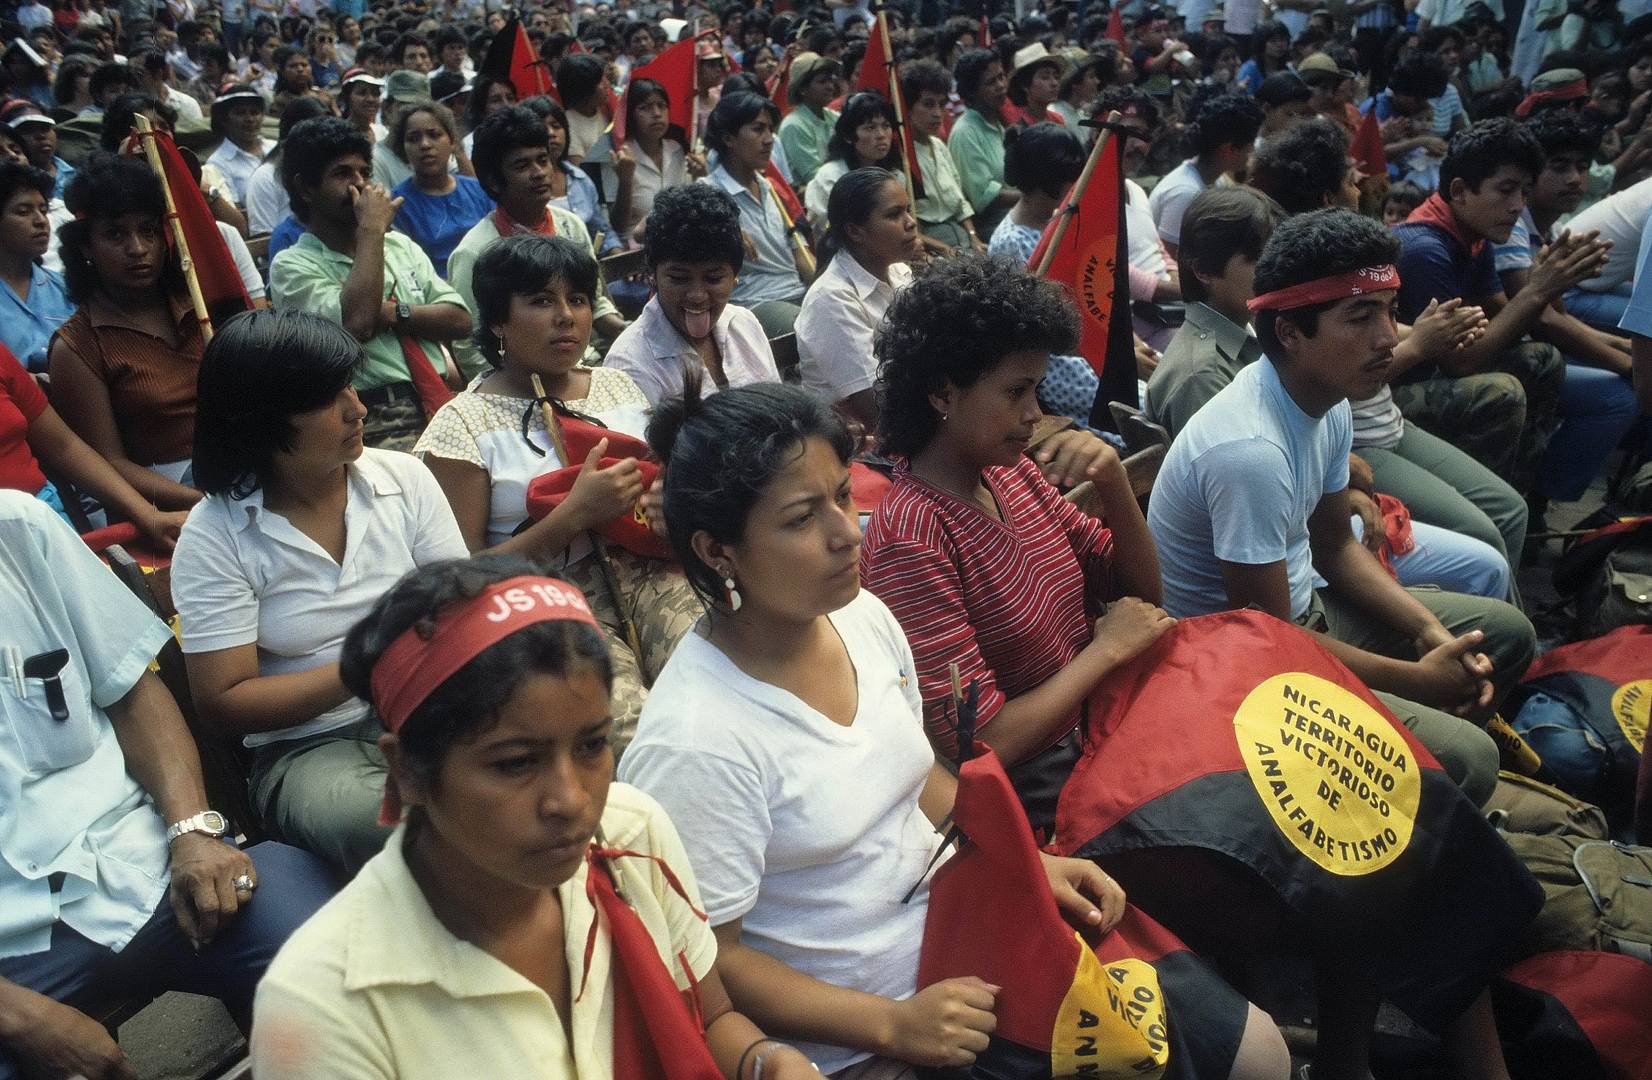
left=250, top=783, right=718, bottom=1079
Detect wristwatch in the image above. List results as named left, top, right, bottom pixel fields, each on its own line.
left=166, top=810, right=228, bottom=844
left=395, top=300, right=412, bottom=326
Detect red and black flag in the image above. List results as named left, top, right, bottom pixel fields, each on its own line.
left=612, top=31, right=708, bottom=143
left=1492, top=951, right=1652, bottom=1080
left=855, top=9, right=925, bottom=200
left=483, top=17, right=557, bottom=103
left=1047, top=609, right=1544, bottom=1030
left=1026, top=121, right=1136, bottom=428
left=1510, top=625, right=1649, bottom=817
left=524, top=414, right=670, bottom=560
left=919, top=744, right=1250, bottom=1078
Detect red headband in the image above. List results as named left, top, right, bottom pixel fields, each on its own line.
left=370, top=576, right=598, bottom=735
left=1247, top=264, right=1401, bottom=313
left=1514, top=79, right=1587, bottom=118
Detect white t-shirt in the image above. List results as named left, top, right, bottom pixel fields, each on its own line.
left=618, top=589, right=941, bottom=1075
left=796, top=252, right=911, bottom=404
left=566, top=108, right=608, bottom=162
left=171, top=449, right=468, bottom=748
left=245, top=159, right=290, bottom=235
left=1147, top=158, right=1206, bottom=246
left=1566, top=176, right=1652, bottom=293
left=1125, top=178, right=1169, bottom=282
left=604, top=296, right=781, bottom=407
left=217, top=221, right=266, bottom=301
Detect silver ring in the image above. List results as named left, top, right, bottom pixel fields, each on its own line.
left=233, top=874, right=255, bottom=893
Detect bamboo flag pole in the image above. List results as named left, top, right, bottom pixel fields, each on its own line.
left=875, top=6, right=917, bottom=208
left=530, top=373, right=647, bottom=663
left=132, top=113, right=214, bottom=344
left=1031, top=111, right=1118, bottom=279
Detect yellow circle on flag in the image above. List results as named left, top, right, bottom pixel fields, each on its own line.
left=1611, top=680, right=1650, bottom=753
left=1233, top=673, right=1421, bottom=877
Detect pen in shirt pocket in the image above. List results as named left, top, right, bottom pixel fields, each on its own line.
left=5, top=646, right=24, bottom=701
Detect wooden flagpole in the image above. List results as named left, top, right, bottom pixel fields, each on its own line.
left=873, top=5, right=916, bottom=208
left=1030, top=111, right=1117, bottom=278
left=131, top=113, right=214, bottom=344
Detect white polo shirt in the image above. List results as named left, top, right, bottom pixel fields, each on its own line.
left=171, top=449, right=467, bottom=748
left=796, top=250, right=910, bottom=405
left=604, top=295, right=780, bottom=407
left=0, top=491, right=174, bottom=959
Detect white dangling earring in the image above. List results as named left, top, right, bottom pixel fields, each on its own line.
left=724, top=576, right=743, bottom=612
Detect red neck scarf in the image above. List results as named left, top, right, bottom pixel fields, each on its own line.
left=495, top=206, right=557, bottom=237
left=1405, top=191, right=1485, bottom=258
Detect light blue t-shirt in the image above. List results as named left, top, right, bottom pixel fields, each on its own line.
left=1617, top=211, right=1652, bottom=340
left=1148, top=357, right=1351, bottom=620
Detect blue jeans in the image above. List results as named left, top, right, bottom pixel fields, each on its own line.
left=1564, top=287, right=1632, bottom=333
left=0, top=842, right=335, bottom=1079
left=1541, top=364, right=1641, bottom=502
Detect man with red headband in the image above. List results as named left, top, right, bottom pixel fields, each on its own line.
left=1149, top=208, right=1537, bottom=811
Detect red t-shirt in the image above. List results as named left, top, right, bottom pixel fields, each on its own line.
left=0, top=344, right=49, bottom=494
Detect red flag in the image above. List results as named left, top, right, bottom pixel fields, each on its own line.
left=126, top=129, right=251, bottom=321
left=764, top=161, right=806, bottom=224
left=1351, top=105, right=1387, bottom=177
left=1105, top=4, right=1126, bottom=47
left=612, top=32, right=700, bottom=143
left=483, top=18, right=556, bottom=103
left=857, top=13, right=891, bottom=95
left=769, top=52, right=793, bottom=116
left=979, top=12, right=993, bottom=47
left=1028, top=129, right=1136, bottom=422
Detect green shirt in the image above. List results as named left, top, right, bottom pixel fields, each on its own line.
left=778, top=104, right=838, bottom=189
left=912, top=135, right=973, bottom=226
left=269, top=230, right=469, bottom=391
left=1143, top=301, right=1263, bottom=439
left=445, top=205, right=619, bottom=372
left=947, top=108, right=1007, bottom=216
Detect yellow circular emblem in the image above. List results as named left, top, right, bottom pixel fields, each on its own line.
left=1611, top=680, right=1649, bottom=753
left=1233, top=673, right=1421, bottom=877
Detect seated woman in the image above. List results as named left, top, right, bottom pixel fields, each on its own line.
left=1003, top=43, right=1066, bottom=127
left=461, top=74, right=517, bottom=156
left=796, top=167, right=919, bottom=431
left=612, top=77, right=705, bottom=242
left=172, top=310, right=468, bottom=874
left=605, top=183, right=781, bottom=407
left=986, top=122, right=1084, bottom=263
left=390, top=100, right=494, bottom=278
left=802, top=91, right=904, bottom=222
left=415, top=235, right=701, bottom=755
left=519, top=94, right=621, bottom=254
left=0, top=161, right=73, bottom=371
left=860, top=253, right=1529, bottom=1080
left=897, top=60, right=984, bottom=254
left=620, top=382, right=1289, bottom=1080
left=48, top=153, right=204, bottom=511
left=252, top=555, right=821, bottom=1080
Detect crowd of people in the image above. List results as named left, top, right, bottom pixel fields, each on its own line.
left=2, top=0, right=1651, bottom=1075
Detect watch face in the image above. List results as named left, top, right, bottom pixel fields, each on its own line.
left=201, top=810, right=228, bottom=833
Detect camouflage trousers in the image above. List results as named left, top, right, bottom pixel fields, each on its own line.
left=361, top=396, right=427, bottom=452
left=561, top=547, right=702, bottom=761
left=1391, top=341, right=1563, bottom=497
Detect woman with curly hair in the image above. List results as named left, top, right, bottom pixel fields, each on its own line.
left=802, top=91, right=905, bottom=222
left=605, top=183, right=781, bottom=407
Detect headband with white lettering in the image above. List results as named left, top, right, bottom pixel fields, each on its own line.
left=1248, top=264, right=1401, bottom=313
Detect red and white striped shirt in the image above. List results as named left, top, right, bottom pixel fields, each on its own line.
left=860, top=457, right=1116, bottom=760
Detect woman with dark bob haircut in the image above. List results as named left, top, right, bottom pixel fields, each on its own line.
left=171, top=310, right=467, bottom=874
left=619, top=381, right=1270, bottom=1077
left=49, top=153, right=205, bottom=512
left=415, top=235, right=701, bottom=756
left=251, top=553, right=815, bottom=1078
left=802, top=91, right=904, bottom=221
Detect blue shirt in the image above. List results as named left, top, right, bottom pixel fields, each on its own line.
left=391, top=175, right=494, bottom=278
left=1617, top=211, right=1652, bottom=339
left=550, top=162, right=620, bottom=255
left=267, top=214, right=306, bottom=266
left=50, top=158, right=74, bottom=201
left=1148, top=358, right=1352, bottom=620
left=1393, top=217, right=1501, bottom=357
left=0, top=263, right=74, bottom=372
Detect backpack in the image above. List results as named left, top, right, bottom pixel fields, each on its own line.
left=1498, top=831, right=1652, bottom=963
left=1553, top=463, right=1652, bottom=639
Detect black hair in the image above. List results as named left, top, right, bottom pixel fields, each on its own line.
left=821, top=166, right=901, bottom=264
left=1387, top=52, right=1450, bottom=100
left=209, top=82, right=265, bottom=133
left=1176, top=187, right=1285, bottom=303
left=88, top=60, right=136, bottom=101
left=521, top=94, right=571, bottom=163
left=1419, top=24, right=1465, bottom=57
left=1525, top=108, right=1601, bottom=161
left=99, top=93, right=175, bottom=152
left=1189, top=92, right=1264, bottom=154
left=622, top=76, right=686, bottom=146
left=395, top=31, right=430, bottom=63
left=954, top=47, right=1000, bottom=103
left=58, top=154, right=173, bottom=303
left=277, top=94, right=331, bottom=142
left=392, top=99, right=457, bottom=164
left=875, top=253, right=1079, bottom=457
left=1383, top=180, right=1427, bottom=215
left=645, top=381, right=854, bottom=607
left=192, top=309, right=362, bottom=499
left=825, top=92, right=901, bottom=169
left=465, top=73, right=516, bottom=132
left=1439, top=117, right=1543, bottom=196
left=469, top=235, right=600, bottom=366
left=1004, top=121, right=1084, bottom=199
left=1255, top=72, right=1312, bottom=108
left=0, top=161, right=53, bottom=216
left=52, top=55, right=95, bottom=107
left=556, top=52, right=607, bottom=108
left=1249, top=118, right=1351, bottom=213
left=434, top=26, right=467, bottom=52
left=802, top=24, right=842, bottom=56
left=197, top=42, right=231, bottom=71
left=1093, top=84, right=1161, bottom=127
left=703, top=90, right=780, bottom=158
left=1061, top=54, right=1113, bottom=100
left=1251, top=208, right=1399, bottom=360
left=644, top=182, right=745, bottom=272
left=720, top=71, right=768, bottom=100
left=1007, top=53, right=1061, bottom=107
left=272, top=45, right=309, bottom=91
left=471, top=105, right=550, bottom=200
left=900, top=57, right=952, bottom=102
left=339, top=554, right=613, bottom=790
left=280, top=116, right=371, bottom=222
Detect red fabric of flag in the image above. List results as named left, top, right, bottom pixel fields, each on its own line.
left=857, top=15, right=891, bottom=95
left=1351, top=105, right=1387, bottom=177
left=769, top=52, right=792, bottom=116
left=764, top=162, right=806, bottom=224
left=1105, top=4, right=1126, bottom=47
left=613, top=34, right=698, bottom=142
left=483, top=19, right=556, bottom=103
left=129, top=129, right=251, bottom=319
left=979, top=12, right=993, bottom=47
